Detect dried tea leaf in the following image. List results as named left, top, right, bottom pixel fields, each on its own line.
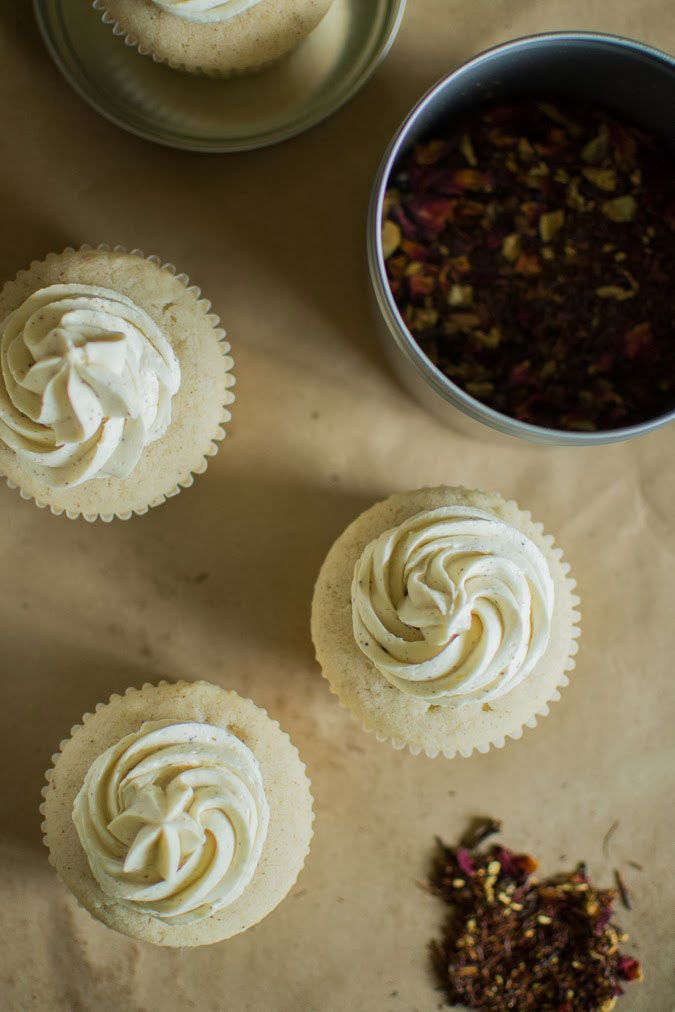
left=431, top=830, right=643, bottom=1011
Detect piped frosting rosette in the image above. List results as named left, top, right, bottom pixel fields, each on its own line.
left=73, top=720, right=269, bottom=925
left=0, top=284, right=180, bottom=489
left=352, top=506, right=554, bottom=708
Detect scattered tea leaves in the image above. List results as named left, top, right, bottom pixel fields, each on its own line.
left=430, top=827, right=643, bottom=1010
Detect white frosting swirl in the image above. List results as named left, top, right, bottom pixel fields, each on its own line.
left=73, top=720, right=269, bottom=925
left=151, top=0, right=263, bottom=24
left=0, top=284, right=180, bottom=488
left=352, top=506, right=554, bottom=706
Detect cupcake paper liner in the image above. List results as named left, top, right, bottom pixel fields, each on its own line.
left=40, top=680, right=314, bottom=946
left=91, top=0, right=316, bottom=78
left=1, top=244, right=235, bottom=522
left=312, top=487, right=581, bottom=760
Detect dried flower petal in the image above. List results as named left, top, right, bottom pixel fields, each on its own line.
left=596, top=285, right=635, bottom=301
left=582, top=124, right=610, bottom=164
left=448, top=284, right=473, bottom=307
left=624, top=322, right=652, bottom=358
left=502, top=233, right=522, bottom=262
left=415, top=139, right=446, bottom=165
left=583, top=167, right=618, bottom=191
left=452, top=168, right=489, bottom=192
left=381, top=220, right=401, bottom=259
left=514, top=252, right=541, bottom=275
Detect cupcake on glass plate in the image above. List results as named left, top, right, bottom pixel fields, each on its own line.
left=41, top=680, right=314, bottom=946
left=312, top=486, right=580, bottom=758
left=92, top=0, right=335, bottom=76
left=0, top=245, right=234, bottom=520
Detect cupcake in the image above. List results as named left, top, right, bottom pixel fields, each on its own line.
left=0, top=246, right=234, bottom=520
left=312, top=486, right=580, bottom=758
left=41, top=681, right=314, bottom=946
left=93, top=0, right=335, bottom=77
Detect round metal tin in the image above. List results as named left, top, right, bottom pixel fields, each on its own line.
left=367, top=32, right=675, bottom=446
left=33, top=0, right=406, bottom=152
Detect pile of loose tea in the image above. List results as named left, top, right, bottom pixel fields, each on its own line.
left=430, top=821, right=643, bottom=1011
left=383, top=99, right=674, bottom=431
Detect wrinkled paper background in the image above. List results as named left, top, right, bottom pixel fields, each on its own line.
left=1, top=2, right=673, bottom=1009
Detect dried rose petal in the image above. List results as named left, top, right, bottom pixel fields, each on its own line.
left=624, top=322, right=652, bottom=358
left=451, top=168, right=488, bottom=192
left=410, top=197, right=456, bottom=234
left=415, top=139, right=447, bottom=165
left=456, top=849, right=476, bottom=877
left=618, top=957, right=643, bottom=981
left=514, top=253, right=542, bottom=275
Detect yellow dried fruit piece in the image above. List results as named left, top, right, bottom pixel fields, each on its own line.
left=581, top=125, right=609, bottom=164
left=595, top=286, right=635, bottom=301
left=381, top=220, right=402, bottom=258
left=502, top=233, right=522, bottom=262
left=602, top=195, right=637, bottom=222
left=582, top=167, right=617, bottom=191
left=474, top=328, right=502, bottom=349
left=448, top=284, right=473, bottom=307
left=539, top=209, right=565, bottom=242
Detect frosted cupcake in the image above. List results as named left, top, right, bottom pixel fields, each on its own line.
left=93, top=0, right=335, bottom=76
left=41, top=681, right=314, bottom=946
left=0, top=246, right=234, bottom=520
left=312, top=487, right=580, bottom=758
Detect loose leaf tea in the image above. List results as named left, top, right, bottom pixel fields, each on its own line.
left=384, top=99, right=675, bottom=431
left=430, top=830, right=643, bottom=1010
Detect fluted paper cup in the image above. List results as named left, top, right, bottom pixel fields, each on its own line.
left=40, top=680, right=314, bottom=946
left=0, top=245, right=235, bottom=521
left=90, top=0, right=335, bottom=78
left=311, top=486, right=581, bottom=759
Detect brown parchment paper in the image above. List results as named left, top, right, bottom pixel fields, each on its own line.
left=0, top=2, right=673, bottom=1010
